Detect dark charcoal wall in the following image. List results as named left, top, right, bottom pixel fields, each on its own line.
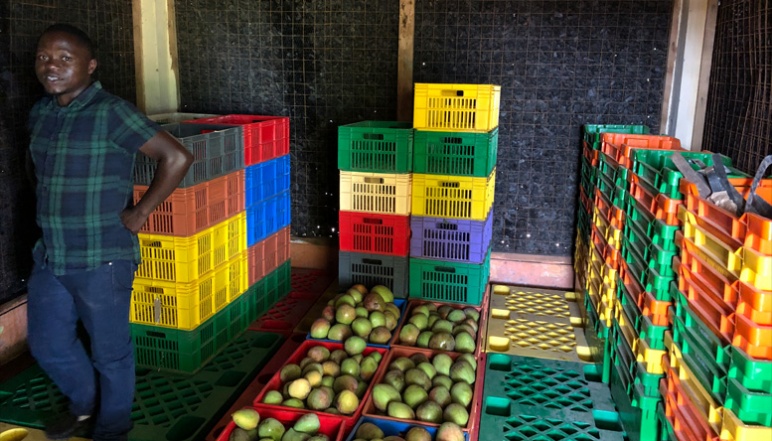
left=0, top=0, right=136, bottom=303
left=177, top=0, right=673, bottom=256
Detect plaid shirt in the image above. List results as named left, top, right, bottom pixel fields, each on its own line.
left=29, top=81, right=160, bottom=275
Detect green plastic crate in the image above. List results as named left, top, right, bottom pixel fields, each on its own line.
left=672, top=288, right=732, bottom=371
left=609, top=352, right=662, bottom=441
left=724, top=377, right=772, bottom=426
left=639, top=315, right=667, bottom=351
left=617, top=275, right=643, bottom=330
left=583, top=124, right=651, bottom=150
left=408, top=249, right=490, bottom=306
left=413, top=127, right=498, bottom=177
left=596, top=172, right=616, bottom=201
left=630, top=150, right=741, bottom=199
left=131, top=305, right=231, bottom=374
left=337, top=121, right=413, bottom=172
left=615, top=168, right=632, bottom=193
left=728, top=345, right=772, bottom=394
left=657, top=403, right=677, bottom=441
left=0, top=331, right=282, bottom=440
left=598, top=152, right=619, bottom=182
left=642, top=267, right=674, bottom=301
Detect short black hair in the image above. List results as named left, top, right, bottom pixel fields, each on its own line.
left=39, top=23, right=95, bottom=59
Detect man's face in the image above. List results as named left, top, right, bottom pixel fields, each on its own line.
left=35, top=31, right=97, bottom=106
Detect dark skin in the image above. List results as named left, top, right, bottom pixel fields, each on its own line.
left=34, top=30, right=193, bottom=234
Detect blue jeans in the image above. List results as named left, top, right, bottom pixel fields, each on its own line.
left=27, top=253, right=136, bottom=441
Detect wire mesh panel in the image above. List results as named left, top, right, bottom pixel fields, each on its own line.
left=703, top=0, right=772, bottom=174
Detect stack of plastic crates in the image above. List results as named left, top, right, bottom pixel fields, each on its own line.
left=187, top=114, right=293, bottom=323
left=407, top=83, right=499, bottom=307
left=663, top=171, right=772, bottom=441
left=336, top=121, right=414, bottom=297
left=130, top=120, right=249, bottom=374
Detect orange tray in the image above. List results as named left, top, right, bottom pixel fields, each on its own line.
left=628, top=175, right=681, bottom=226
left=733, top=313, right=772, bottom=359
left=675, top=256, right=735, bottom=345
left=583, top=141, right=600, bottom=166
left=661, top=360, right=720, bottom=441
left=579, top=186, right=592, bottom=214
left=737, top=280, right=772, bottom=316
left=744, top=211, right=772, bottom=255
left=619, top=258, right=645, bottom=301
left=601, top=133, right=682, bottom=169
left=639, top=289, right=671, bottom=327
left=679, top=242, right=739, bottom=306
left=594, top=187, right=625, bottom=228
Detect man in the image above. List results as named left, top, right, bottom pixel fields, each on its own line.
left=26, top=23, right=193, bottom=441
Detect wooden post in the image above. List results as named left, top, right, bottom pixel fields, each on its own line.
left=397, top=0, right=415, bottom=123
left=132, top=0, right=180, bottom=114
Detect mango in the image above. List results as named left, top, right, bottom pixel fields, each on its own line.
left=453, top=332, right=476, bottom=354
left=436, top=422, right=465, bottom=441
left=335, top=304, right=358, bottom=325
left=370, top=285, right=395, bottom=302
left=387, top=401, right=415, bottom=419
left=257, top=417, right=285, bottom=441
left=351, top=317, right=373, bottom=338
left=415, top=400, right=443, bottom=423
left=306, top=387, right=332, bottom=410
left=405, top=426, right=432, bottom=441
left=449, top=360, right=475, bottom=384
left=262, top=390, right=283, bottom=405
left=383, top=369, right=405, bottom=392
left=280, top=364, right=302, bottom=382
left=450, top=381, right=473, bottom=408
left=288, top=378, right=312, bottom=400
left=416, top=331, right=433, bottom=348
left=309, top=318, right=331, bottom=339
left=369, top=326, right=392, bottom=344
left=398, top=324, right=420, bottom=345
left=372, top=383, right=401, bottom=411
left=344, top=336, right=367, bottom=355
left=402, top=384, right=429, bottom=409
left=355, top=422, right=385, bottom=440
left=443, top=403, right=469, bottom=425
left=428, top=332, right=456, bottom=352
left=335, top=389, right=360, bottom=414
left=231, top=408, right=260, bottom=430
left=293, top=413, right=320, bottom=434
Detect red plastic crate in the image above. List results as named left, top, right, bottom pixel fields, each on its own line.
left=215, top=405, right=344, bottom=441
left=252, top=340, right=389, bottom=434
left=134, top=170, right=244, bottom=236
left=338, top=211, right=410, bottom=256
left=361, top=346, right=484, bottom=435
left=247, top=227, right=291, bottom=286
left=186, top=114, right=290, bottom=166
left=661, top=360, right=720, bottom=441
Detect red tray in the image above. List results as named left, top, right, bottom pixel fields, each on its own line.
left=361, top=346, right=485, bottom=435
left=661, top=358, right=720, bottom=441
left=338, top=211, right=410, bottom=256
left=216, top=404, right=345, bottom=441
left=674, top=256, right=735, bottom=345
left=252, top=340, right=389, bottom=434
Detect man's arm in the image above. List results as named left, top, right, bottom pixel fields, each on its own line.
left=121, top=130, right=193, bottom=234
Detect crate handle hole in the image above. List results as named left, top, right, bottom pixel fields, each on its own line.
left=362, top=258, right=383, bottom=265
left=440, top=181, right=460, bottom=188
left=364, top=177, right=384, bottom=184
left=442, top=90, right=464, bottom=97
left=436, top=222, right=458, bottom=230
left=146, top=331, right=168, bottom=339
left=442, top=136, right=463, bottom=144
left=488, top=353, right=511, bottom=371
left=363, top=133, right=384, bottom=140
left=363, top=218, right=384, bottom=225
left=434, top=266, right=456, bottom=273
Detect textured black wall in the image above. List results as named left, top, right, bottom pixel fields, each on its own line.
left=177, top=0, right=673, bottom=257
left=0, top=0, right=137, bottom=303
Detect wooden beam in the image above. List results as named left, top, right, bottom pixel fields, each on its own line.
left=132, top=0, right=145, bottom=112
left=397, top=0, right=415, bottom=122
left=131, top=0, right=179, bottom=114
left=691, top=0, right=718, bottom=148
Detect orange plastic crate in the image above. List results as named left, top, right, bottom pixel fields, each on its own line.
left=639, top=289, right=671, bottom=327
left=737, top=280, right=772, bottom=316
left=662, top=360, right=721, bottom=441
left=675, top=256, right=735, bottom=344
left=733, top=313, right=772, bottom=359
left=582, top=141, right=600, bottom=166
left=629, top=175, right=681, bottom=226
left=744, top=211, right=772, bottom=255
left=601, top=133, right=682, bottom=168
left=247, top=226, right=291, bottom=286
left=134, top=170, right=244, bottom=236
left=678, top=237, right=739, bottom=307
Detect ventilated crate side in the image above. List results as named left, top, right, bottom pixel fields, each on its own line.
left=338, top=252, right=409, bottom=298
left=411, top=169, right=495, bottom=220
left=409, top=213, right=493, bottom=263
left=413, top=83, right=501, bottom=132
left=338, top=121, right=414, bottom=173
left=413, top=128, right=498, bottom=177
left=339, top=171, right=412, bottom=215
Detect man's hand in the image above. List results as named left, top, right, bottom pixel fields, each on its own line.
left=120, top=206, right=149, bottom=235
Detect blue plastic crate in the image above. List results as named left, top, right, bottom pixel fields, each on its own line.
left=245, top=154, right=291, bottom=207
left=246, top=190, right=291, bottom=246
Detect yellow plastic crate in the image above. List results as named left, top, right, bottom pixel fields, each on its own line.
left=739, top=246, right=772, bottom=291
left=411, top=169, right=495, bottom=220
left=130, top=253, right=245, bottom=330
left=721, top=407, right=772, bottom=441
left=676, top=357, right=723, bottom=435
left=135, top=213, right=245, bottom=283
left=606, top=224, right=623, bottom=250
left=339, top=171, right=411, bottom=215
left=634, top=336, right=666, bottom=374
left=131, top=273, right=216, bottom=330
left=665, top=330, right=682, bottom=371
left=592, top=206, right=611, bottom=239
left=616, top=307, right=637, bottom=350
left=413, top=83, right=501, bottom=132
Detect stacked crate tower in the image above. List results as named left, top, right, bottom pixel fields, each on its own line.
left=129, top=120, right=248, bottom=374
left=337, top=121, right=414, bottom=298
left=408, top=83, right=499, bottom=307
left=188, top=115, right=293, bottom=322
left=129, top=114, right=291, bottom=374
left=576, top=124, right=772, bottom=441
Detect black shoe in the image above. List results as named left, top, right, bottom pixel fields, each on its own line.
left=45, top=413, right=91, bottom=440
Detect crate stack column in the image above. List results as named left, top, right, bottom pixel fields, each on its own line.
left=408, top=83, right=500, bottom=307
left=337, top=121, right=414, bottom=297
left=187, top=115, right=293, bottom=321
left=130, top=121, right=247, bottom=374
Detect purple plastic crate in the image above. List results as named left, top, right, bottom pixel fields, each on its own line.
left=409, top=212, right=493, bottom=263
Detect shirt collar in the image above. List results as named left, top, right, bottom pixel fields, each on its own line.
left=46, top=81, right=102, bottom=110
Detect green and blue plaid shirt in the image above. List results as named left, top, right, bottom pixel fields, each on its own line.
left=29, top=81, right=160, bottom=275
